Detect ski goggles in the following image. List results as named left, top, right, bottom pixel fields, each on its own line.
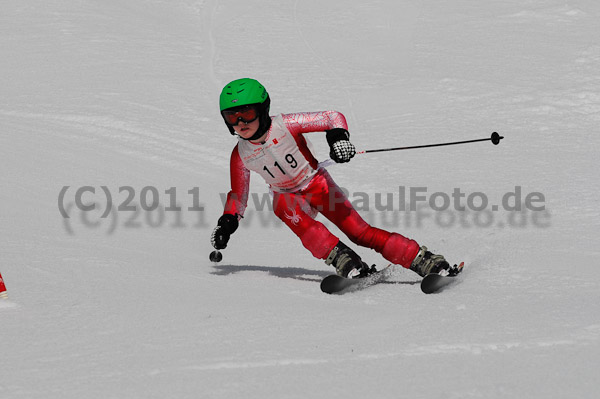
left=222, top=105, right=259, bottom=126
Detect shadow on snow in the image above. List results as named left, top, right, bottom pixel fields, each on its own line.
left=210, top=264, right=329, bottom=282
left=210, top=264, right=419, bottom=286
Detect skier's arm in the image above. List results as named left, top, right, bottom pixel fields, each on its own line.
left=224, top=146, right=250, bottom=218
left=211, top=146, right=249, bottom=250
left=283, top=111, right=355, bottom=163
left=282, top=110, right=348, bottom=134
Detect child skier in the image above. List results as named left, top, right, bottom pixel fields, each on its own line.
left=210, top=78, right=460, bottom=279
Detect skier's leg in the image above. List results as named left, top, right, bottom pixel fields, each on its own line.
left=272, top=191, right=339, bottom=260
left=272, top=191, right=372, bottom=277
left=308, top=170, right=420, bottom=268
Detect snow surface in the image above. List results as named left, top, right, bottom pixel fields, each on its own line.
left=1, top=0, right=599, bottom=398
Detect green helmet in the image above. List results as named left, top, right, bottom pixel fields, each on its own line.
left=219, top=78, right=272, bottom=140
left=220, top=78, right=269, bottom=111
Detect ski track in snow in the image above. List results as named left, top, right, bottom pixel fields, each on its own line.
left=163, top=323, right=600, bottom=372
left=0, top=109, right=224, bottom=175
left=0, top=300, right=18, bottom=309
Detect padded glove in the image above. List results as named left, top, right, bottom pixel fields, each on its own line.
left=210, top=214, right=239, bottom=250
left=326, top=128, right=356, bottom=163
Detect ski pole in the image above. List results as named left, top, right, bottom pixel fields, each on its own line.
left=318, top=132, right=503, bottom=168
left=209, top=250, right=223, bottom=262
left=357, top=132, right=503, bottom=155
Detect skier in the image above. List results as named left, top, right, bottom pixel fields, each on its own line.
left=210, top=78, right=460, bottom=279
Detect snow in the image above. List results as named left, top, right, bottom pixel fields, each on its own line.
left=1, top=0, right=599, bottom=397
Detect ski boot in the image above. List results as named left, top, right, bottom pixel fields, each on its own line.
left=410, top=246, right=462, bottom=277
left=325, top=241, right=374, bottom=278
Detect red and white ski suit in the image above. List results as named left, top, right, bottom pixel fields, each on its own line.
left=222, top=111, right=419, bottom=268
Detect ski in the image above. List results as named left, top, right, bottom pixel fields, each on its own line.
left=320, top=265, right=392, bottom=294
left=420, top=262, right=465, bottom=294
left=321, top=262, right=464, bottom=294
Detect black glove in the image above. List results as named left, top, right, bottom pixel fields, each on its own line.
left=210, top=214, right=239, bottom=250
left=326, top=128, right=356, bottom=163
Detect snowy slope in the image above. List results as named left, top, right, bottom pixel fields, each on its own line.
left=1, top=0, right=599, bottom=398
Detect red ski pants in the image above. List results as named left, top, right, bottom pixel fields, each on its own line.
left=272, top=169, right=419, bottom=268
